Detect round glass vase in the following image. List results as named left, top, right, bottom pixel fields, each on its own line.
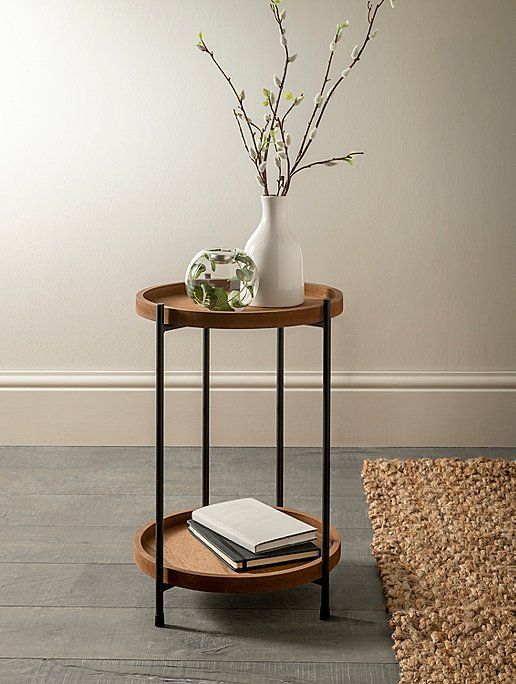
left=185, top=248, right=259, bottom=312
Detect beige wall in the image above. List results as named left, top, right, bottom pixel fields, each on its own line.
left=1, top=1, right=515, bottom=445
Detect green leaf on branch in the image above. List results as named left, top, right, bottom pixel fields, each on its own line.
left=192, top=285, right=204, bottom=303
left=211, top=287, right=235, bottom=311
left=235, top=253, right=254, bottom=268
left=228, top=290, right=244, bottom=309
left=190, top=263, right=206, bottom=280
left=203, top=252, right=217, bottom=271
left=201, top=282, right=215, bottom=298
left=236, top=267, right=253, bottom=283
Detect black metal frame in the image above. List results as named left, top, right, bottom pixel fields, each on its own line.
left=153, top=299, right=332, bottom=628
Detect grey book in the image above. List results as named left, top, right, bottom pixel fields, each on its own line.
left=187, top=520, right=320, bottom=571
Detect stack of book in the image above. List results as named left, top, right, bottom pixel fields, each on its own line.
left=188, top=498, right=320, bottom=571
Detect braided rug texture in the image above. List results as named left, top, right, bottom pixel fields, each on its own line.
left=361, top=458, right=515, bottom=683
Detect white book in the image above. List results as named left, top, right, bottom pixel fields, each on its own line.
left=191, top=498, right=317, bottom=553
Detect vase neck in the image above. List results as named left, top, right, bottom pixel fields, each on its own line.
left=261, top=195, right=287, bottom=224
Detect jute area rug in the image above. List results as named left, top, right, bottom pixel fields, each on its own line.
left=362, top=458, right=514, bottom=683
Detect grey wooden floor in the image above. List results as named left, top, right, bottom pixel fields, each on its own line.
left=0, top=446, right=512, bottom=684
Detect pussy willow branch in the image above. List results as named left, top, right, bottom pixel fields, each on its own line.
left=292, top=26, right=340, bottom=176
left=277, top=117, right=291, bottom=195
left=288, top=0, right=386, bottom=183
left=281, top=98, right=298, bottom=127
left=278, top=96, right=302, bottom=192
left=263, top=2, right=291, bottom=194
left=198, top=0, right=390, bottom=196
left=233, top=109, right=250, bottom=154
left=200, top=37, right=269, bottom=193
left=290, top=152, right=364, bottom=177
left=267, top=98, right=288, bottom=195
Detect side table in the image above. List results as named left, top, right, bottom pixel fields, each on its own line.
left=133, top=282, right=344, bottom=627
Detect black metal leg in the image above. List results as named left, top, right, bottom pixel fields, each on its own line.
left=320, top=299, right=331, bottom=620
left=155, top=303, right=165, bottom=628
left=276, top=328, right=284, bottom=507
left=202, top=328, right=210, bottom=506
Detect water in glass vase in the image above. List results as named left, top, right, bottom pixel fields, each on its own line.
left=185, top=248, right=259, bottom=312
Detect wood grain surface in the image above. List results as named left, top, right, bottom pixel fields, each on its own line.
left=135, top=282, right=344, bottom=329
left=133, top=507, right=341, bottom=592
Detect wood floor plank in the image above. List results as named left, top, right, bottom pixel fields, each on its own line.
left=0, top=562, right=386, bottom=611
left=0, top=607, right=397, bottom=663
left=0, top=658, right=400, bottom=683
left=0, top=525, right=376, bottom=566
left=0, top=526, right=135, bottom=564
left=0, top=463, right=365, bottom=498
left=1, top=445, right=509, bottom=470
left=0, top=494, right=372, bottom=529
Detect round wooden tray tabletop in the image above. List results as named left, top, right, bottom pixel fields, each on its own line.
left=135, top=282, right=343, bottom=329
left=133, top=507, right=341, bottom=593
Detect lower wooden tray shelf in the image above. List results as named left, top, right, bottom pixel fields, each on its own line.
left=133, top=507, right=341, bottom=593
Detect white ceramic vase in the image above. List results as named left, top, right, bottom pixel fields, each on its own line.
left=244, top=196, right=304, bottom=308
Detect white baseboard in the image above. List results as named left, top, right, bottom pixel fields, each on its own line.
left=0, top=371, right=514, bottom=446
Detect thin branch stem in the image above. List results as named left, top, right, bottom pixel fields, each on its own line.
left=267, top=4, right=290, bottom=136
left=232, top=109, right=250, bottom=154
left=277, top=118, right=290, bottom=196
left=200, top=37, right=269, bottom=193
left=293, top=27, right=339, bottom=173
left=290, top=152, right=364, bottom=178
left=267, top=100, right=286, bottom=195
left=262, top=2, right=291, bottom=194
left=281, top=99, right=299, bottom=126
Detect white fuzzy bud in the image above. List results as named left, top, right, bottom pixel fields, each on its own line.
left=309, top=128, right=317, bottom=140
left=275, top=140, right=285, bottom=150
left=342, top=68, right=351, bottom=78
left=371, top=29, right=379, bottom=39
left=329, top=41, right=336, bottom=52
left=280, top=34, right=287, bottom=47
left=279, top=9, right=286, bottom=20
left=275, top=156, right=282, bottom=169
left=256, top=175, right=265, bottom=187
left=288, top=53, right=298, bottom=63
left=258, top=161, right=266, bottom=172
left=274, top=75, right=282, bottom=88
left=239, top=90, right=245, bottom=101
left=196, top=43, right=207, bottom=52
left=314, top=93, right=323, bottom=106
left=285, top=134, right=291, bottom=146
left=325, top=161, right=337, bottom=167
left=278, top=151, right=287, bottom=160
left=390, top=0, right=396, bottom=7
left=351, top=45, right=359, bottom=59
left=269, top=91, right=276, bottom=105
left=249, top=148, right=258, bottom=161
left=264, top=113, right=271, bottom=123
